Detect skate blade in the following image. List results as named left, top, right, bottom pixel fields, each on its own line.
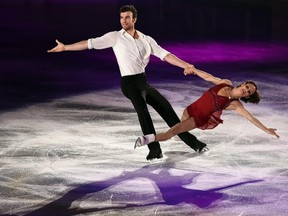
left=198, top=147, right=209, bottom=156
left=134, top=137, right=141, bottom=149
left=148, top=157, right=165, bottom=164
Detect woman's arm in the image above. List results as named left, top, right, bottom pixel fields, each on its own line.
left=191, top=68, right=232, bottom=85
left=227, top=101, right=280, bottom=138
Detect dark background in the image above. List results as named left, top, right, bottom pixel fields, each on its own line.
left=1, top=0, right=288, bottom=112
left=1, top=0, right=288, bottom=44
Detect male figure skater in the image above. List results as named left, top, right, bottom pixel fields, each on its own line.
left=48, top=5, right=207, bottom=161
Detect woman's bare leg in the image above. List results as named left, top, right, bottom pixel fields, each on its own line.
left=170, top=108, right=190, bottom=140
left=155, top=117, right=197, bottom=142
left=134, top=109, right=197, bottom=148
left=181, top=108, right=190, bottom=122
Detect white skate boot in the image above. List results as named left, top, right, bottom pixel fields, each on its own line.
left=134, top=134, right=155, bottom=149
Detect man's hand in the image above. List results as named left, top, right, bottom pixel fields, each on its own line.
left=184, top=65, right=197, bottom=75
left=47, top=39, right=65, bottom=53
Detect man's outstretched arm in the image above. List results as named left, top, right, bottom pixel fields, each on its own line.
left=163, top=53, right=196, bottom=73
left=47, top=39, right=88, bottom=52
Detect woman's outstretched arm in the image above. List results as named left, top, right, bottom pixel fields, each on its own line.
left=185, top=67, right=232, bottom=85
left=228, top=101, right=280, bottom=138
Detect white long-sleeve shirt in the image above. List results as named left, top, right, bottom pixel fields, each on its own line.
left=88, top=29, right=170, bottom=77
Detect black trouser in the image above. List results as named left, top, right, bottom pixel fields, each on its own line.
left=121, top=73, right=201, bottom=154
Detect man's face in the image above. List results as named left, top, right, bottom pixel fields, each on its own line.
left=120, top=11, right=136, bottom=31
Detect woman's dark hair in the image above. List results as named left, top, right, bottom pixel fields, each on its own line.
left=238, top=81, right=261, bottom=104
left=119, top=5, right=137, bottom=19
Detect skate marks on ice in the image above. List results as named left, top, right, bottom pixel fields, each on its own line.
left=20, top=151, right=263, bottom=216
left=0, top=79, right=288, bottom=215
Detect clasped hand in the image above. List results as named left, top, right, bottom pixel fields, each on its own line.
left=184, top=65, right=197, bottom=75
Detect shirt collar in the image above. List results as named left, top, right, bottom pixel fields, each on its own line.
left=120, top=29, right=126, bottom=34
left=119, top=29, right=144, bottom=39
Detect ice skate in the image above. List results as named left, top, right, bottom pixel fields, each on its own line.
left=134, top=134, right=155, bottom=149
left=198, top=146, right=209, bottom=155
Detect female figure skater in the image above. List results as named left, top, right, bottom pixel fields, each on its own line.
left=135, top=68, right=280, bottom=149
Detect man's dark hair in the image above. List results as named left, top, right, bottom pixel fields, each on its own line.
left=119, top=5, right=137, bottom=19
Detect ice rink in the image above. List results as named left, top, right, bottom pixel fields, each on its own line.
left=1, top=1, right=288, bottom=215
left=1, top=41, right=288, bottom=215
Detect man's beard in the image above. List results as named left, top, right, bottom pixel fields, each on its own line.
left=122, top=24, right=133, bottom=31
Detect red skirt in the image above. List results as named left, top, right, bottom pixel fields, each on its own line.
left=187, top=103, right=223, bottom=130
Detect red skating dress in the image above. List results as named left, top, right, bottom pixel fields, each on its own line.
left=186, top=83, right=233, bottom=130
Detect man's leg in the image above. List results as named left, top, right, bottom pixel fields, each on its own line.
left=121, top=75, right=163, bottom=160
left=146, top=84, right=207, bottom=152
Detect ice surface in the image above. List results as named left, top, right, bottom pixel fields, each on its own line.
left=1, top=1, right=288, bottom=214
left=0, top=78, right=287, bottom=216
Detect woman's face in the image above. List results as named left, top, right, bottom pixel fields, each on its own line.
left=234, top=82, right=256, bottom=98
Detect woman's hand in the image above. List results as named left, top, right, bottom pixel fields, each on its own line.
left=267, top=128, right=280, bottom=139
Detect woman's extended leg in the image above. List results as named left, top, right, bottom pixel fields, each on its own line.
left=156, top=117, right=197, bottom=142
left=145, top=85, right=206, bottom=152
left=135, top=117, right=197, bottom=148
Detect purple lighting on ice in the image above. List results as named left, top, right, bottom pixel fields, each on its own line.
left=156, top=41, right=288, bottom=65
